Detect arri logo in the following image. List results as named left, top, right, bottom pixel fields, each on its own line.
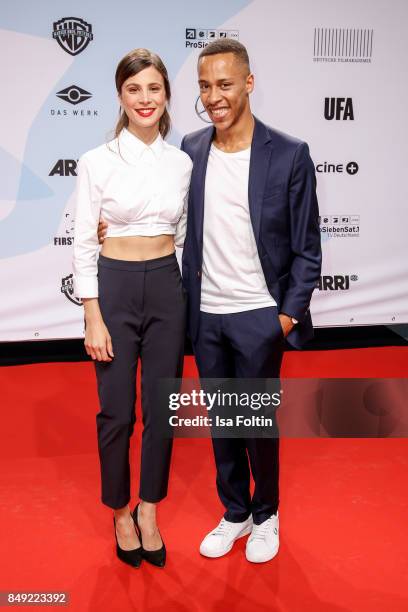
left=52, top=17, right=93, bottom=56
left=56, top=85, right=92, bottom=105
left=61, top=274, right=82, bottom=306
left=49, top=160, right=78, bottom=177
left=317, top=275, right=358, bottom=290
left=324, top=98, right=354, bottom=120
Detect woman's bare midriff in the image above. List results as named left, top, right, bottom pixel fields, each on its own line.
left=101, top=234, right=175, bottom=261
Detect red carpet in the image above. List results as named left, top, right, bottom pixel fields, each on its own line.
left=0, top=347, right=407, bottom=611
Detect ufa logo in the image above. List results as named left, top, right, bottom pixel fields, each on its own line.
left=324, top=98, right=354, bottom=120
left=52, top=18, right=93, bottom=56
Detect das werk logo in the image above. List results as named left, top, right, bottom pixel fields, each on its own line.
left=56, top=85, right=92, bottom=105
left=52, top=18, right=93, bottom=56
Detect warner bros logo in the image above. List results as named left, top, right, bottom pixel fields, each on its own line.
left=61, top=274, right=82, bottom=306
left=52, top=17, right=93, bottom=56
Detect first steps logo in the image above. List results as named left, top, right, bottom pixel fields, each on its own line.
left=52, top=17, right=93, bottom=56
left=54, top=213, right=75, bottom=247
left=61, top=274, right=82, bottom=306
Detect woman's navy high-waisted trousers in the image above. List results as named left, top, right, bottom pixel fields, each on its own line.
left=94, top=253, right=185, bottom=509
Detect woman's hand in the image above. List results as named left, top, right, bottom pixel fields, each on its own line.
left=83, top=298, right=114, bottom=361
left=85, top=319, right=114, bottom=361
left=97, top=216, right=108, bottom=244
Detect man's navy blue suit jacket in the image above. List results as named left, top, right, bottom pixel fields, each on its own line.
left=180, top=116, right=322, bottom=350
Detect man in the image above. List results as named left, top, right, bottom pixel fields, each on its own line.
left=180, top=39, right=321, bottom=564
left=98, top=39, right=321, bottom=563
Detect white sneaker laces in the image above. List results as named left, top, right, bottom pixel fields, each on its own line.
left=211, top=518, right=232, bottom=538
left=251, top=517, right=273, bottom=541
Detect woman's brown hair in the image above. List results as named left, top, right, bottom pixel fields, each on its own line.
left=114, top=48, right=171, bottom=139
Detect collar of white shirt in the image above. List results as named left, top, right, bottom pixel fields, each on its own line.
left=118, top=127, right=164, bottom=164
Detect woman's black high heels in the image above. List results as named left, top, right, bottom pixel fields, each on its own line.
left=113, top=515, right=143, bottom=568
left=132, top=503, right=166, bottom=568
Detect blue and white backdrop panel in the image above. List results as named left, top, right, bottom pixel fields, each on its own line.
left=0, top=0, right=407, bottom=340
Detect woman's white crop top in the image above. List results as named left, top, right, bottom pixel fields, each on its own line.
left=72, top=128, right=192, bottom=298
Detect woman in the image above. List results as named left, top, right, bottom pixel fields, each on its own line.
left=72, top=48, right=192, bottom=568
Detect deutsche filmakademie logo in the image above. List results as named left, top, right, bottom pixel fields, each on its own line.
left=185, top=28, right=239, bottom=48
left=61, top=274, right=82, bottom=306
left=56, top=85, right=92, bottom=105
left=52, top=18, right=93, bottom=56
left=313, top=28, right=373, bottom=63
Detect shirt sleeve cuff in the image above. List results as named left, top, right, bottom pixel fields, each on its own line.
left=73, top=275, right=99, bottom=299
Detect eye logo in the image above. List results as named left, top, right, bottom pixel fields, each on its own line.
left=56, top=85, right=92, bottom=106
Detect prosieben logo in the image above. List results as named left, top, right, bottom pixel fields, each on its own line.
left=185, top=28, right=239, bottom=48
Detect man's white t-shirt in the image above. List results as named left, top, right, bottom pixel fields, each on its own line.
left=200, top=143, right=277, bottom=314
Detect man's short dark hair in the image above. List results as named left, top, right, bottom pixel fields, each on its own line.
left=198, top=39, right=251, bottom=73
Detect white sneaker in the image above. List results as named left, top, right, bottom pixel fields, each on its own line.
left=245, top=513, right=279, bottom=563
left=199, top=515, right=253, bottom=558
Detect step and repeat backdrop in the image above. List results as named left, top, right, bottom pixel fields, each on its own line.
left=0, top=0, right=407, bottom=341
